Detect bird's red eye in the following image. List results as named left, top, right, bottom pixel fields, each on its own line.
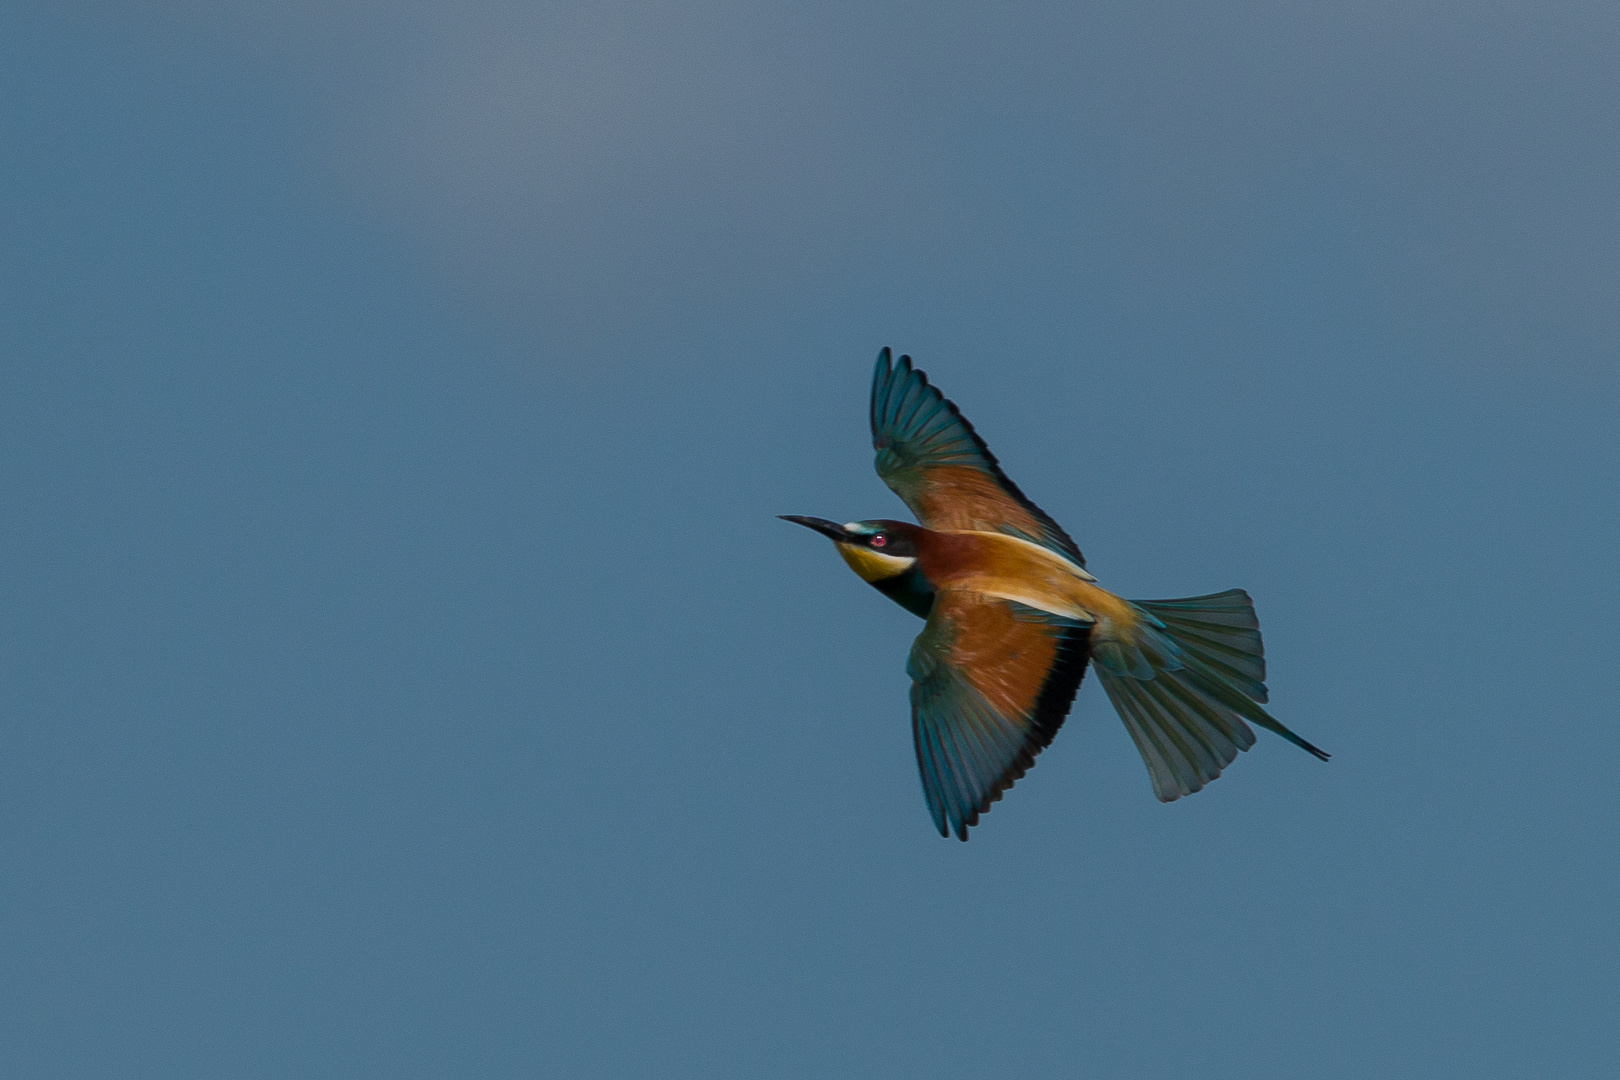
left=871, top=534, right=887, bottom=547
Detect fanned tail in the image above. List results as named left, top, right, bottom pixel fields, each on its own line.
left=1093, top=589, right=1329, bottom=802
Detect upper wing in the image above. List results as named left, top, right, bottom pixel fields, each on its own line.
left=906, top=590, right=1092, bottom=840
left=870, top=348, right=1086, bottom=567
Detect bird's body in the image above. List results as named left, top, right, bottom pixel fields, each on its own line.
left=841, top=523, right=1137, bottom=626
left=784, top=349, right=1328, bottom=840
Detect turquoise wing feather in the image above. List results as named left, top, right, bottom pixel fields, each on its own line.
left=906, top=593, right=1091, bottom=839
left=870, top=348, right=1086, bottom=568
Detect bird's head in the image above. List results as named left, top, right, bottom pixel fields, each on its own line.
left=778, top=516, right=922, bottom=584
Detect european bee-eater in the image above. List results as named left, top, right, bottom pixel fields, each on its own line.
left=783, top=349, right=1328, bottom=840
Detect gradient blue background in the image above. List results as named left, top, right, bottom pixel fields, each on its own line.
left=4, top=4, right=1618, bottom=1077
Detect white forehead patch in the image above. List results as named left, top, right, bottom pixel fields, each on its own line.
left=844, top=522, right=863, bottom=532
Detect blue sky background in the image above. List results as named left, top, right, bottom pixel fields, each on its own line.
left=3, top=4, right=1618, bottom=1077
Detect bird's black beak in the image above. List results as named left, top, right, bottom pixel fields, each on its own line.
left=778, top=515, right=850, bottom=542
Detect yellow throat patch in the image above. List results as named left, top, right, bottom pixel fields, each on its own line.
left=835, top=542, right=917, bottom=583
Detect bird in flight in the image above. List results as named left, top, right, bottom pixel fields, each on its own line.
left=782, top=349, right=1328, bottom=840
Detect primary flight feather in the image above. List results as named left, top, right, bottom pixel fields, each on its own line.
left=782, top=349, right=1328, bottom=840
